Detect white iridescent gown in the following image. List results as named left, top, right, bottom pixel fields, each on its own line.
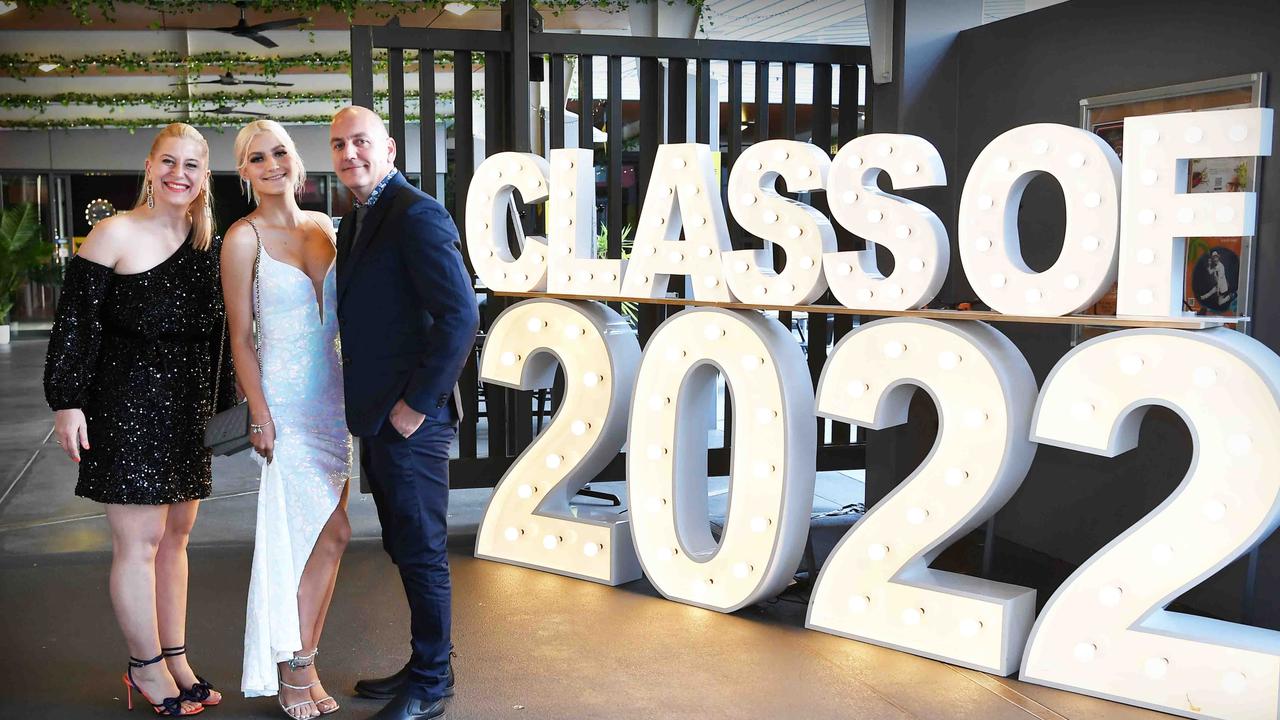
left=242, top=235, right=352, bottom=698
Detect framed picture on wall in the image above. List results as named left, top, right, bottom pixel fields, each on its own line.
left=1075, top=72, right=1267, bottom=341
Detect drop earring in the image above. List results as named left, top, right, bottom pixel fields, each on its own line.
left=203, top=185, right=213, bottom=226
left=145, top=179, right=155, bottom=209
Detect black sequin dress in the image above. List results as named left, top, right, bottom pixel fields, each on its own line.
left=43, top=234, right=236, bottom=505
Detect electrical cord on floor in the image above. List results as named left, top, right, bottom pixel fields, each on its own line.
left=812, top=502, right=865, bottom=518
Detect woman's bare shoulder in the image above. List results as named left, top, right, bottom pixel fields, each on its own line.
left=74, top=212, right=137, bottom=266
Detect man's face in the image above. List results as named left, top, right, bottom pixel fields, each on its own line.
left=330, top=109, right=395, bottom=199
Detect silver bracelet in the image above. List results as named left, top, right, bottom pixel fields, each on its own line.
left=250, top=418, right=273, bottom=434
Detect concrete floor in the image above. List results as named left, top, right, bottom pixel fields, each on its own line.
left=0, top=337, right=1173, bottom=719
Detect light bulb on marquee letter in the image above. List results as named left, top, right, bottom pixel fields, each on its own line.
left=724, top=140, right=836, bottom=305
left=466, top=152, right=551, bottom=292
left=958, top=124, right=1121, bottom=316
left=620, top=144, right=734, bottom=301
left=1116, top=108, right=1273, bottom=317
left=546, top=148, right=624, bottom=295
left=628, top=308, right=815, bottom=612
left=823, top=134, right=948, bottom=310
left=807, top=318, right=1038, bottom=676
left=475, top=299, right=643, bottom=585
left=1023, top=327, right=1280, bottom=719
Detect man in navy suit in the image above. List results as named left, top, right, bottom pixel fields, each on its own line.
left=330, top=106, right=479, bottom=720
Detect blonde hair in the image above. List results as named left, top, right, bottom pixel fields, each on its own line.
left=233, top=119, right=307, bottom=204
left=135, top=123, right=215, bottom=251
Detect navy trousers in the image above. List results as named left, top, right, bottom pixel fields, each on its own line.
left=361, top=417, right=456, bottom=701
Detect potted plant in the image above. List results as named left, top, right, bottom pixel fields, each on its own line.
left=0, top=203, right=50, bottom=344
left=595, top=220, right=636, bottom=327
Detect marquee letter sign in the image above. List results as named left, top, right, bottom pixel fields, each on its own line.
left=627, top=308, right=815, bottom=612
left=1116, top=108, right=1273, bottom=318
left=824, top=134, right=949, bottom=310
left=465, top=106, right=1280, bottom=720
left=621, top=144, right=735, bottom=301
left=475, top=299, right=643, bottom=585
left=466, top=151, right=551, bottom=292
left=808, top=318, right=1038, bottom=676
left=1022, top=328, right=1280, bottom=719
left=724, top=139, right=837, bottom=305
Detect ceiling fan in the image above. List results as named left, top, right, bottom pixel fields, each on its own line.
left=168, top=105, right=270, bottom=118
left=171, top=72, right=294, bottom=88
left=206, top=1, right=308, bottom=48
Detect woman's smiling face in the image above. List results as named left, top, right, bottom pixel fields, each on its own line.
left=146, top=136, right=207, bottom=208
left=242, top=129, right=299, bottom=199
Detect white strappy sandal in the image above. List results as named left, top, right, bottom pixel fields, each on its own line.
left=278, top=651, right=322, bottom=719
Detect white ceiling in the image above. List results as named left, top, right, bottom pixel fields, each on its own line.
left=0, top=0, right=1063, bottom=128
left=0, top=1, right=873, bottom=128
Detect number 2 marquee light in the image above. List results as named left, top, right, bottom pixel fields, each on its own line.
left=468, top=108, right=1276, bottom=720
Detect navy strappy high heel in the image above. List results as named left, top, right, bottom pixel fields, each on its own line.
left=162, top=645, right=221, bottom=707
left=123, top=653, right=204, bottom=716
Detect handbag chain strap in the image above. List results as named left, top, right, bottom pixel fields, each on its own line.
left=209, top=221, right=264, bottom=410
left=246, top=218, right=263, bottom=371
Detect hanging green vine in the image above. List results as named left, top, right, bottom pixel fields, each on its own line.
left=0, top=112, right=453, bottom=132
left=0, top=88, right=482, bottom=111
left=19, top=0, right=706, bottom=26
left=0, top=50, right=484, bottom=80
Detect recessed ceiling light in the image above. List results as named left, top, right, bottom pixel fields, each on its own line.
left=444, top=2, right=474, bottom=14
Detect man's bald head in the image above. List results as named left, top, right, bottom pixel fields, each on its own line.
left=330, top=105, right=397, bottom=201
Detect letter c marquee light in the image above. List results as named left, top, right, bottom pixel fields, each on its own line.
left=465, top=151, right=551, bottom=292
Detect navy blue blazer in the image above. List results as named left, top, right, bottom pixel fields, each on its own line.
left=335, top=172, right=480, bottom=438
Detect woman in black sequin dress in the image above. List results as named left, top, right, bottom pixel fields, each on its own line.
left=44, top=123, right=234, bottom=717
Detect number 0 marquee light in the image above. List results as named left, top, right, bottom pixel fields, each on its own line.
left=464, top=107, right=1280, bottom=720
left=627, top=308, right=815, bottom=612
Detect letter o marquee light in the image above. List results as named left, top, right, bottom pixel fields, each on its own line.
left=959, top=123, right=1122, bottom=317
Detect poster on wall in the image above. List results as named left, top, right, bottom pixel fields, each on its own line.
left=1077, top=72, right=1265, bottom=338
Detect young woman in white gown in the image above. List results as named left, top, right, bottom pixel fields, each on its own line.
left=221, top=120, right=352, bottom=719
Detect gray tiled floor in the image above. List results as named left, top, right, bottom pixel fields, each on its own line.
left=0, top=337, right=1172, bottom=719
